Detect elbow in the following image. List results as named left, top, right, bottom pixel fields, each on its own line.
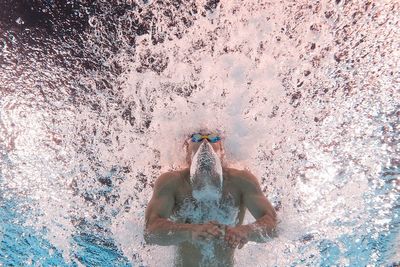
left=261, top=212, right=278, bottom=239
left=272, top=213, right=278, bottom=228
left=144, top=223, right=157, bottom=245
left=254, top=213, right=278, bottom=242
left=144, top=226, right=171, bottom=246
left=144, top=221, right=169, bottom=246
left=143, top=228, right=153, bottom=244
left=269, top=213, right=278, bottom=238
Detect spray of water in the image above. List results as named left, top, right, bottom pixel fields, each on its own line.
left=0, top=0, right=399, bottom=266
left=190, top=141, right=223, bottom=201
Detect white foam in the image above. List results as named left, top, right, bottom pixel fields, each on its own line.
left=1, top=0, right=398, bottom=266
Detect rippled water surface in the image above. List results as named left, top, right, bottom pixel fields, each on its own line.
left=0, top=0, right=399, bottom=266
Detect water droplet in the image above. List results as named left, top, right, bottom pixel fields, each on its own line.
left=89, top=16, right=97, bottom=27
left=15, top=17, right=24, bottom=25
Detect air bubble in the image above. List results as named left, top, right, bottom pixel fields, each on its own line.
left=89, top=16, right=98, bottom=27
left=15, top=17, right=24, bottom=25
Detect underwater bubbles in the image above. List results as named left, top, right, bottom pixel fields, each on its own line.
left=0, top=0, right=399, bottom=266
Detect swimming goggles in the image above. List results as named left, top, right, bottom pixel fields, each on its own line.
left=191, top=133, right=221, bottom=143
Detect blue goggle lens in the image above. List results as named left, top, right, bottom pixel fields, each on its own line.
left=191, top=133, right=221, bottom=143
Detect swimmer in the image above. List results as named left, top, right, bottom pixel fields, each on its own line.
left=144, top=130, right=277, bottom=267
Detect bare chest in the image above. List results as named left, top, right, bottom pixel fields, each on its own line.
left=171, top=176, right=244, bottom=226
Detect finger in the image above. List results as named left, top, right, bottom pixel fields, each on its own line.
left=212, top=226, right=222, bottom=235
left=215, top=229, right=222, bottom=237
left=207, top=227, right=220, bottom=237
left=209, top=221, right=223, bottom=229
left=230, top=236, right=239, bottom=245
left=211, top=222, right=226, bottom=234
left=219, top=225, right=227, bottom=235
left=232, top=240, right=239, bottom=248
left=228, top=236, right=237, bottom=247
left=226, top=234, right=235, bottom=243
left=205, top=230, right=215, bottom=237
left=235, top=238, right=243, bottom=247
left=238, top=239, right=247, bottom=249
left=207, top=229, right=221, bottom=239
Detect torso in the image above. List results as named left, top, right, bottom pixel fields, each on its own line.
left=170, top=167, right=246, bottom=267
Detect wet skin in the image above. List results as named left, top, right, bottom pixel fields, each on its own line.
left=172, top=167, right=245, bottom=267
left=144, top=140, right=278, bottom=267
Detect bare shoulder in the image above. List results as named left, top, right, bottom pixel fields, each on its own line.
left=153, top=170, right=182, bottom=192
left=224, top=167, right=261, bottom=189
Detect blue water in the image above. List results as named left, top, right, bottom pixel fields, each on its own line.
left=1, top=0, right=399, bottom=266
left=0, top=200, right=132, bottom=266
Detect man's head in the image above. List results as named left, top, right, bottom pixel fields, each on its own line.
left=184, top=131, right=225, bottom=166
left=184, top=130, right=225, bottom=202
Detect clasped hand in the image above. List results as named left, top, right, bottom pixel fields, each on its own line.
left=191, top=221, right=249, bottom=249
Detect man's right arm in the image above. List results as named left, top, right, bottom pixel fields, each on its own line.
left=144, top=172, right=224, bottom=246
left=144, top=172, right=192, bottom=246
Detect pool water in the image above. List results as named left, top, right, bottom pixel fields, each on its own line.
left=0, top=0, right=399, bottom=266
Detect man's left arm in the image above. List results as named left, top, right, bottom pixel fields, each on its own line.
left=223, top=170, right=277, bottom=248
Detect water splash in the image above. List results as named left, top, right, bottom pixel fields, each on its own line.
left=190, top=141, right=223, bottom=200
left=0, top=0, right=399, bottom=266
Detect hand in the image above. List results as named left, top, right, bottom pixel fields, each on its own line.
left=224, top=225, right=249, bottom=249
left=191, top=221, right=225, bottom=241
